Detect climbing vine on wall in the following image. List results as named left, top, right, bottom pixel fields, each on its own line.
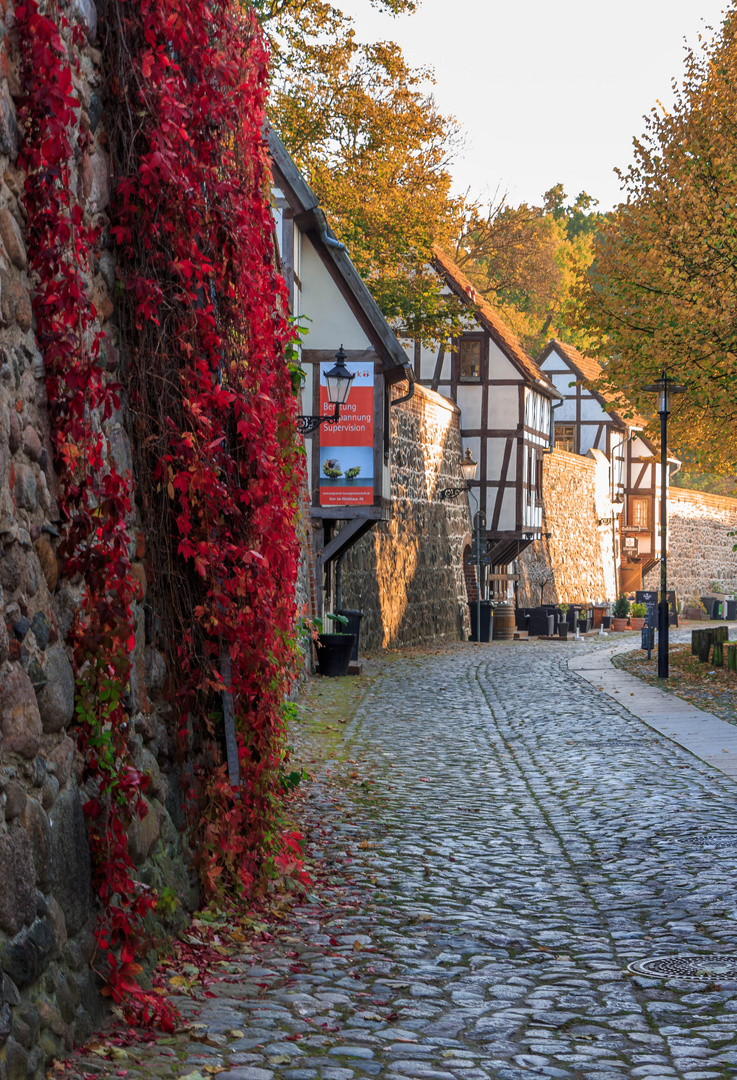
left=105, top=0, right=305, bottom=895
left=15, top=0, right=175, bottom=1029
left=16, top=0, right=304, bottom=1030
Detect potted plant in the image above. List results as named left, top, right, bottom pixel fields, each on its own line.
left=315, top=613, right=356, bottom=677
left=684, top=596, right=708, bottom=621
left=558, top=603, right=569, bottom=639
left=611, top=594, right=631, bottom=632
left=630, top=601, right=647, bottom=631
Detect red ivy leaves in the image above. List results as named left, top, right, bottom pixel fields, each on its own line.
left=108, top=0, right=306, bottom=895
left=18, top=0, right=307, bottom=1029
left=16, top=0, right=174, bottom=1031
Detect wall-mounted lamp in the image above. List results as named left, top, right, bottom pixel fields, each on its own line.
left=296, top=345, right=356, bottom=435
left=439, top=448, right=478, bottom=500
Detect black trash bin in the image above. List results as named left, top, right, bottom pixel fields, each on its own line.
left=728, top=599, right=737, bottom=620
left=469, top=600, right=492, bottom=642
left=336, top=609, right=364, bottom=661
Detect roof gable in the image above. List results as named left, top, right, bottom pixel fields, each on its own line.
left=431, top=246, right=558, bottom=397
left=539, top=339, right=649, bottom=429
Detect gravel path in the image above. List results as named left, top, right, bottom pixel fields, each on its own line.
left=70, top=638, right=737, bottom=1080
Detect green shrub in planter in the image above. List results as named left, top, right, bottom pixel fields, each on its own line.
left=612, top=594, right=631, bottom=619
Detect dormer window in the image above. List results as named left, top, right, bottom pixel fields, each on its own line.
left=459, top=338, right=481, bottom=381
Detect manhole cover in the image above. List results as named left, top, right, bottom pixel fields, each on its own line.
left=695, top=834, right=737, bottom=848
left=628, top=955, right=737, bottom=981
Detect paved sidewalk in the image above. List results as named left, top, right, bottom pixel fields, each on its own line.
left=70, top=640, right=737, bottom=1080
left=570, top=637, right=737, bottom=779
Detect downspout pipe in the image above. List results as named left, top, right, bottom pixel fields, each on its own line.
left=391, top=363, right=415, bottom=407
left=314, top=207, right=348, bottom=251
left=545, top=396, right=564, bottom=453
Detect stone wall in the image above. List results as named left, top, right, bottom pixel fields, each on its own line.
left=339, top=384, right=472, bottom=651
left=0, top=6, right=201, bottom=1077
left=643, top=488, right=737, bottom=602
left=518, top=448, right=618, bottom=606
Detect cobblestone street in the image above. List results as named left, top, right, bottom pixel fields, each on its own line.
left=72, top=638, right=737, bottom=1080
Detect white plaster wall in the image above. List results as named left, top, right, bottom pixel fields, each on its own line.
left=579, top=426, right=597, bottom=454
left=456, top=385, right=482, bottom=428
left=488, top=384, right=518, bottom=427
left=580, top=396, right=605, bottom=421
left=489, top=340, right=521, bottom=379
left=300, top=239, right=371, bottom=350
left=500, top=487, right=516, bottom=530
left=552, top=368, right=575, bottom=390
left=486, top=437, right=508, bottom=482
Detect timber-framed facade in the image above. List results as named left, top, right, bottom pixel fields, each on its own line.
left=408, top=247, right=561, bottom=590
left=538, top=339, right=680, bottom=593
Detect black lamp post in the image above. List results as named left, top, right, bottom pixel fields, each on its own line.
left=641, top=369, right=685, bottom=679
left=296, top=345, right=356, bottom=434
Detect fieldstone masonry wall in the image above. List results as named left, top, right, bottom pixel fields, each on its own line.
left=0, top=4, right=200, bottom=1077
left=339, top=384, right=472, bottom=651
left=518, top=448, right=618, bottom=606
left=643, top=488, right=737, bottom=601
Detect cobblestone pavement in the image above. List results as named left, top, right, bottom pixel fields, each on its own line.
left=71, top=638, right=737, bottom=1080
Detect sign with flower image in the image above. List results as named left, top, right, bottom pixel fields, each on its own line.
left=319, top=361, right=374, bottom=506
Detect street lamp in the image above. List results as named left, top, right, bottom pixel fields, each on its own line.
left=439, top=447, right=478, bottom=499
left=296, top=345, right=356, bottom=434
left=641, top=369, right=686, bottom=679
left=437, top=449, right=484, bottom=640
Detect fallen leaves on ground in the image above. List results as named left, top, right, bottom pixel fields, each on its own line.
left=614, top=644, right=737, bottom=725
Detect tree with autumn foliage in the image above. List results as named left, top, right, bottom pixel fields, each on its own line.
left=574, top=5, right=737, bottom=471
left=453, top=185, right=603, bottom=356
left=261, top=0, right=468, bottom=339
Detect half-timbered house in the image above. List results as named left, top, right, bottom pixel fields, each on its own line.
left=410, top=247, right=561, bottom=595
left=537, top=339, right=680, bottom=593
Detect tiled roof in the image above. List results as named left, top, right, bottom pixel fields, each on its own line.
left=431, top=246, right=557, bottom=395
left=541, top=338, right=649, bottom=428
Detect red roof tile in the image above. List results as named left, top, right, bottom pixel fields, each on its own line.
left=541, top=338, right=649, bottom=428
left=431, top=246, right=557, bottom=395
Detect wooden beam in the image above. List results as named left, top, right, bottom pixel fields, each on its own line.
left=430, top=343, right=445, bottom=392
left=319, top=517, right=376, bottom=568
left=311, top=506, right=384, bottom=521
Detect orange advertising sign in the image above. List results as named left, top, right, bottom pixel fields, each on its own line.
left=319, top=362, right=374, bottom=506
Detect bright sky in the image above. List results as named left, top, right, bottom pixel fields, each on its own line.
left=338, top=0, right=729, bottom=211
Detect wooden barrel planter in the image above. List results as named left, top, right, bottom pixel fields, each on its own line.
left=493, top=602, right=516, bottom=640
